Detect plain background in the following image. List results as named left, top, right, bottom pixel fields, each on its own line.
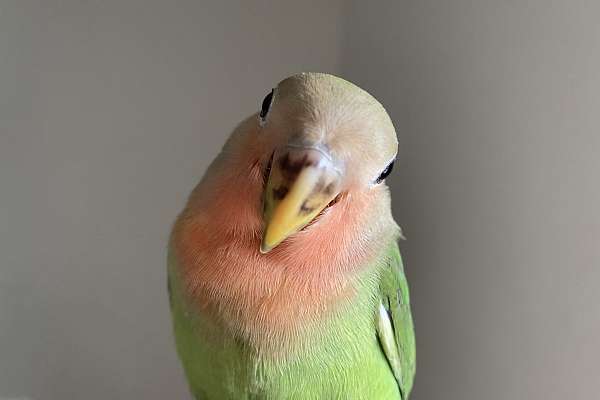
left=1, top=1, right=598, bottom=399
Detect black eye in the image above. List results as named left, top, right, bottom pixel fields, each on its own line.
left=259, top=89, right=274, bottom=120
left=376, top=160, right=395, bottom=184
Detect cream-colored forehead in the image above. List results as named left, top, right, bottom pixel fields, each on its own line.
left=270, top=73, right=398, bottom=180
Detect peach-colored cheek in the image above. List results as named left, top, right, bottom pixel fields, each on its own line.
left=171, top=161, right=392, bottom=351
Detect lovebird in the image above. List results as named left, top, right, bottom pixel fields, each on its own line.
left=168, top=73, right=415, bottom=399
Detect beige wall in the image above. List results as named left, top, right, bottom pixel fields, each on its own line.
left=2, top=1, right=599, bottom=399
left=0, top=1, right=342, bottom=399
left=342, top=1, right=600, bottom=399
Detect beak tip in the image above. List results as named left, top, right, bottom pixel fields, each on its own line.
left=259, top=241, right=273, bottom=254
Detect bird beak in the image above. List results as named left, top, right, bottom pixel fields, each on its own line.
left=261, top=145, right=342, bottom=253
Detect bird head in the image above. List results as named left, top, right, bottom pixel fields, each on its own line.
left=248, top=73, right=398, bottom=253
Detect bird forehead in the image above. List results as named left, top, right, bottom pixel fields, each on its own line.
left=268, top=73, right=398, bottom=170
left=277, top=73, right=366, bottom=109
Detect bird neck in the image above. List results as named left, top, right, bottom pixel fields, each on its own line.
left=170, top=159, right=398, bottom=354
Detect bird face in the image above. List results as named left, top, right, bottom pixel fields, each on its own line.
left=248, top=73, right=398, bottom=253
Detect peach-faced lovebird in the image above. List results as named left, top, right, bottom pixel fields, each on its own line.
left=168, top=73, right=415, bottom=399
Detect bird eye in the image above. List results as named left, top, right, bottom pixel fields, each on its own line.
left=376, top=160, right=395, bottom=184
left=259, top=89, right=274, bottom=120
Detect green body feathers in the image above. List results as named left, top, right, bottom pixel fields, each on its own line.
left=168, top=243, right=415, bottom=399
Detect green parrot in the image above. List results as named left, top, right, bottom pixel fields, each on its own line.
left=168, top=73, right=415, bottom=399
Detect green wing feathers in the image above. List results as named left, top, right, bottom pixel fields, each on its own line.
left=376, top=244, right=416, bottom=399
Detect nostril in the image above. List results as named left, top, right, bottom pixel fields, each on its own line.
left=278, top=152, right=307, bottom=175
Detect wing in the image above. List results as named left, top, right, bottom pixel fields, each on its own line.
left=376, top=243, right=416, bottom=399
